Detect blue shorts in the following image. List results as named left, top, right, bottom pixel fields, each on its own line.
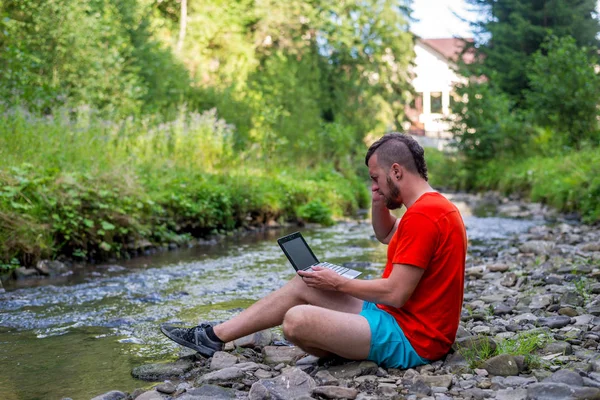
left=359, top=302, right=430, bottom=369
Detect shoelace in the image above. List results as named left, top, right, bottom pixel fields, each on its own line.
left=182, top=323, right=212, bottom=343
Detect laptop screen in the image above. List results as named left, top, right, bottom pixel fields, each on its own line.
left=280, top=235, right=318, bottom=270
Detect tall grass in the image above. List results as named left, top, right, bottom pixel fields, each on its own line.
left=0, top=106, right=369, bottom=269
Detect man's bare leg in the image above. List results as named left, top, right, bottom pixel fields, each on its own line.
left=283, top=305, right=371, bottom=360
left=213, top=275, right=363, bottom=342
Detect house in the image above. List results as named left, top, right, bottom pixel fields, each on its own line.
left=406, top=37, right=474, bottom=145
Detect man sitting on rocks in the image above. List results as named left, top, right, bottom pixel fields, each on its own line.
left=161, top=133, right=467, bottom=368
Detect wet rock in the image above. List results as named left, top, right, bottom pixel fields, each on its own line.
left=210, top=351, right=238, bottom=370
left=89, top=391, right=127, bottom=400
left=482, top=354, right=519, bottom=377
left=14, top=267, right=39, bottom=279
left=262, top=346, right=306, bottom=364
left=537, top=316, right=572, bottom=329
left=35, top=260, right=69, bottom=276
left=312, top=386, right=358, bottom=399
left=327, top=361, right=378, bottom=379
left=234, top=329, right=272, bottom=348
left=179, top=384, right=237, bottom=399
left=195, top=366, right=244, bottom=385
left=131, top=359, right=194, bottom=381
left=251, top=367, right=315, bottom=399
left=155, top=382, right=176, bottom=394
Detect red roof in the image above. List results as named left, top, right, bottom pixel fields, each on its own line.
left=419, top=38, right=475, bottom=64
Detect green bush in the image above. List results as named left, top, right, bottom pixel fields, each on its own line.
left=297, top=201, right=334, bottom=226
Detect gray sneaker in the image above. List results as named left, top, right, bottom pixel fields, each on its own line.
left=160, top=322, right=223, bottom=358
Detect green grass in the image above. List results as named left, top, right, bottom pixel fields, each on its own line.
left=0, top=106, right=370, bottom=270
left=426, top=147, right=600, bottom=223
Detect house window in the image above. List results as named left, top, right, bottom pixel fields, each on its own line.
left=431, top=92, right=442, bottom=114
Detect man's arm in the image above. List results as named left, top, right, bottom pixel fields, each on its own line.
left=372, top=191, right=399, bottom=244
left=298, top=264, right=424, bottom=308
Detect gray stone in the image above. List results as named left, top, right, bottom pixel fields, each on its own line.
left=234, top=329, right=273, bottom=348
left=14, top=267, right=39, bottom=279
left=315, top=370, right=339, bottom=385
left=254, top=369, right=273, bottom=379
left=133, top=391, right=163, bottom=400
left=462, top=388, right=487, bottom=400
left=155, top=382, right=176, bottom=394
left=131, top=359, right=194, bottom=381
left=235, top=361, right=261, bottom=371
left=482, top=354, right=519, bottom=377
left=421, top=374, right=453, bottom=389
left=179, top=385, right=237, bottom=400
left=442, top=352, right=470, bottom=374
left=254, top=367, right=316, bottom=400
left=572, top=386, right=600, bottom=399
left=580, top=242, right=600, bottom=252
left=327, top=361, right=378, bottom=379
left=543, top=369, right=584, bottom=386
left=248, top=382, right=271, bottom=400
left=537, top=316, right=572, bottom=329
left=195, top=366, right=244, bottom=385
left=541, top=341, right=573, bottom=355
left=561, top=291, right=584, bottom=307
left=496, top=388, right=527, bottom=400
left=501, top=273, right=518, bottom=288
left=519, top=240, right=554, bottom=255
left=503, top=376, right=537, bottom=387
left=90, top=391, right=127, bottom=400
left=262, top=346, right=306, bottom=364
left=35, top=260, right=69, bottom=276
left=559, top=307, right=579, bottom=317
left=489, top=263, right=511, bottom=272
left=530, top=295, right=553, bottom=310
left=526, top=383, right=575, bottom=400
left=312, top=386, right=358, bottom=399
left=210, top=351, right=238, bottom=370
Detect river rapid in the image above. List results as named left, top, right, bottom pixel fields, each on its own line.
left=0, top=193, right=547, bottom=400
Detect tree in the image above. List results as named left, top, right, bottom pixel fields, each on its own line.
left=465, top=0, right=599, bottom=101
left=525, top=36, right=600, bottom=149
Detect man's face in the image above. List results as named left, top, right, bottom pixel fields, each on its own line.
left=368, top=155, right=403, bottom=210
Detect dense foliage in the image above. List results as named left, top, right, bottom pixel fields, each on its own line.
left=442, top=1, right=600, bottom=223
left=465, top=0, right=599, bottom=101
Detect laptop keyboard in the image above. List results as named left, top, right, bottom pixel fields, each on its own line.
left=317, top=262, right=350, bottom=275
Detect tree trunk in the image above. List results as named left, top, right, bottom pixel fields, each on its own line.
left=176, top=0, right=187, bottom=52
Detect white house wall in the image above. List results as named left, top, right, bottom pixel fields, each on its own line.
left=411, top=42, right=466, bottom=138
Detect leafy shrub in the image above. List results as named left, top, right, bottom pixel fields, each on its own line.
left=297, top=201, right=334, bottom=226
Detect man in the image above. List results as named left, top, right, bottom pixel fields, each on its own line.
left=161, top=133, right=467, bottom=368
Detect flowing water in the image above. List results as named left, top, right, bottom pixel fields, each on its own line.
left=0, top=194, right=542, bottom=400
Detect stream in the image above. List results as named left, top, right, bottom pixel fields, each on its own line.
left=0, top=193, right=545, bottom=400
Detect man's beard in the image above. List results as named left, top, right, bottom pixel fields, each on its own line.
left=384, top=176, right=403, bottom=210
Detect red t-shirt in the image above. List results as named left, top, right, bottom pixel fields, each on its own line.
left=377, top=192, right=467, bottom=360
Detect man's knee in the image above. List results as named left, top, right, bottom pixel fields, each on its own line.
left=282, top=305, right=312, bottom=341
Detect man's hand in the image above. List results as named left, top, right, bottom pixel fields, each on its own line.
left=297, top=265, right=347, bottom=291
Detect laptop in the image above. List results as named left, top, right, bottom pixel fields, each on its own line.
left=277, top=232, right=362, bottom=279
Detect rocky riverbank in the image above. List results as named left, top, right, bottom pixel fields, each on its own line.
left=81, top=195, right=600, bottom=400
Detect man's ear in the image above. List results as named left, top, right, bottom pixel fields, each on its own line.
left=392, top=163, right=402, bottom=181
